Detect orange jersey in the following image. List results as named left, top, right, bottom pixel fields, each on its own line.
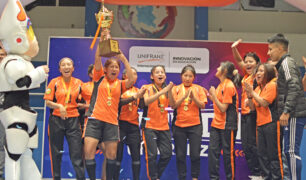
left=241, top=74, right=255, bottom=114
left=143, top=84, right=169, bottom=131
left=90, top=68, right=127, bottom=125
left=172, top=84, right=207, bottom=127
left=119, top=86, right=140, bottom=126
left=81, top=81, right=94, bottom=104
left=44, top=76, right=85, bottom=117
left=211, top=78, right=239, bottom=130
left=253, top=81, right=278, bottom=126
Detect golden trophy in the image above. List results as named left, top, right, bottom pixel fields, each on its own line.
left=93, top=0, right=120, bottom=57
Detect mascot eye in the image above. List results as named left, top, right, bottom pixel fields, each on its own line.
left=16, top=38, right=22, bottom=43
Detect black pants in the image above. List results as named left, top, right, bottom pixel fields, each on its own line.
left=173, top=124, right=202, bottom=180
left=241, top=113, right=261, bottom=176
left=258, top=121, right=283, bottom=180
left=143, top=128, right=172, bottom=180
left=208, top=127, right=237, bottom=180
left=48, top=115, right=85, bottom=180
left=115, top=120, right=141, bottom=180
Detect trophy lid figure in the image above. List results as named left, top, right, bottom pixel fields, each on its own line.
left=0, top=0, right=48, bottom=179
left=91, top=0, right=120, bottom=57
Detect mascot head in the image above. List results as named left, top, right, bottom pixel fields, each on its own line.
left=0, top=0, right=38, bottom=59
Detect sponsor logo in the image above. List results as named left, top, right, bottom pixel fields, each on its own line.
left=45, top=88, right=52, bottom=95
left=129, top=46, right=209, bottom=73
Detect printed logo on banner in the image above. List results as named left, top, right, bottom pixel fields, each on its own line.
left=129, top=46, right=209, bottom=73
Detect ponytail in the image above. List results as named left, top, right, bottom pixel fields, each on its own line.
left=221, top=61, right=242, bottom=88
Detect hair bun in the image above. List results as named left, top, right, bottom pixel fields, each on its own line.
left=233, top=69, right=238, bottom=76
left=276, top=33, right=284, bottom=38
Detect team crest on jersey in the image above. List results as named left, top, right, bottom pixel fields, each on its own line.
left=45, top=88, right=52, bottom=95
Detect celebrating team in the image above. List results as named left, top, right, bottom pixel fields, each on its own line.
left=44, top=33, right=306, bottom=180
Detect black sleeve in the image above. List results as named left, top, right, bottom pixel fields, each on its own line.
left=119, top=96, right=135, bottom=107
left=138, top=98, right=145, bottom=109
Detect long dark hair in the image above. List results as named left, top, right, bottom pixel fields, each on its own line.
left=220, top=61, right=241, bottom=87
left=256, top=63, right=276, bottom=86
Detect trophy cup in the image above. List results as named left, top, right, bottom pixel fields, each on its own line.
left=95, top=0, right=120, bottom=57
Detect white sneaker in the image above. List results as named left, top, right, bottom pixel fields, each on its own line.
left=248, top=175, right=264, bottom=180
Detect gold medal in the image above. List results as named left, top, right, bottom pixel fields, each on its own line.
left=182, top=84, right=191, bottom=112
left=106, top=79, right=118, bottom=107
left=160, top=104, right=165, bottom=113
left=61, top=77, right=72, bottom=108
left=129, top=105, right=133, bottom=111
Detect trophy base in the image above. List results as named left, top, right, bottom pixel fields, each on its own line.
left=99, top=39, right=120, bottom=57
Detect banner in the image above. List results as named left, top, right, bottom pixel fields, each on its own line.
left=42, top=37, right=269, bottom=179
left=96, top=0, right=238, bottom=7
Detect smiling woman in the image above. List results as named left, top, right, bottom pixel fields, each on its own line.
left=44, top=57, right=90, bottom=180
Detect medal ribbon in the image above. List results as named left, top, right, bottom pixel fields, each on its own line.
left=106, top=79, right=118, bottom=102
left=182, top=84, right=191, bottom=105
left=61, top=77, right=72, bottom=108
left=152, top=84, right=166, bottom=108
left=127, top=87, right=136, bottom=109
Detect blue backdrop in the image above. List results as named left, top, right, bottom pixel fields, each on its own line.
left=41, top=37, right=287, bottom=180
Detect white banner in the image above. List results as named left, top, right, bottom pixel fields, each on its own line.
left=129, top=46, right=210, bottom=74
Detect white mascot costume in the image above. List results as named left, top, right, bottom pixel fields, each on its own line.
left=0, top=0, right=48, bottom=179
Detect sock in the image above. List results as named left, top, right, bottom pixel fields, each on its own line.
left=106, top=159, right=116, bottom=180
left=85, top=159, right=96, bottom=180
left=113, top=161, right=121, bottom=180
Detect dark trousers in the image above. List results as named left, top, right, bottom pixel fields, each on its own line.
left=115, top=121, right=141, bottom=180
left=48, top=115, right=85, bottom=180
left=283, top=117, right=306, bottom=180
left=241, top=113, right=261, bottom=176
left=173, top=124, right=202, bottom=180
left=208, top=127, right=237, bottom=180
left=258, top=121, right=283, bottom=180
left=143, top=128, right=172, bottom=180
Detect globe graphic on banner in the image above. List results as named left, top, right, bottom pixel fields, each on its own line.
left=118, top=5, right=177, bottom=38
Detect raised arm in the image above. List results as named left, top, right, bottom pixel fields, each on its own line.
left=116, top=50, right=134, bottom=89
left=94, top=44, right=103, bottom=71
left=231, top=39, right=245, bottom=71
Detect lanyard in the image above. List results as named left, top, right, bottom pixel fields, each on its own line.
left=61, top=77, right=72, bottom=107
left=126, top=87, right=137, bottom=110
left=152, top=84, right=166, bottom=107
left=182, top=84, right=191, bottom=105
left=90, top=81, right=94, bottom=92
left=106, top=79, right=118, bottom=99
left=242, top=74, right=253, bottom=85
